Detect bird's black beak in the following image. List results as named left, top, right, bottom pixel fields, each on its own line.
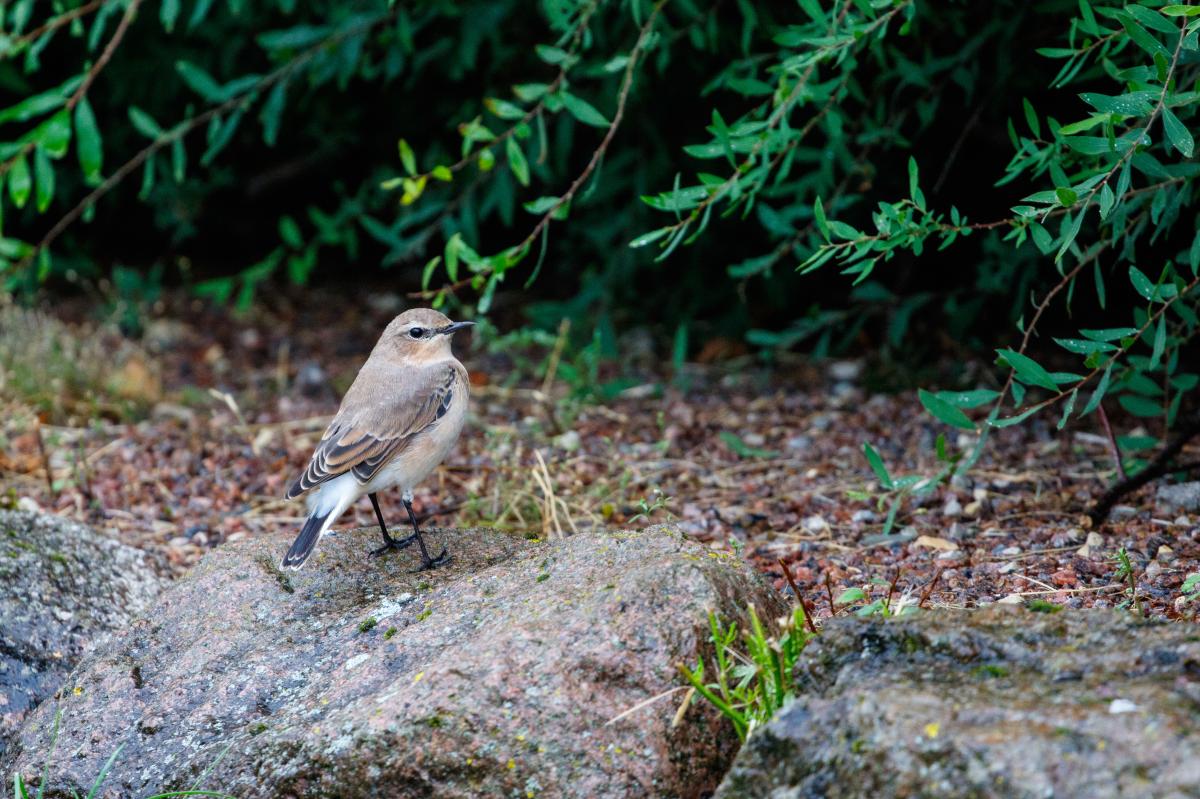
left=438, top=320, right=476, bottom=336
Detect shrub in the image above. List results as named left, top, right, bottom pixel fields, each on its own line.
left=1, top=1, right=1198, bottom=499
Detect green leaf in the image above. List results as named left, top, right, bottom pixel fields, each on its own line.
left=1120, top=14, right=1170, bottom=58
left=836, top=587, right=867, bottom=605
left=989, top=406, right=1041, bottom=428
left=560, top=92, right=609, bottom=127
left=431, top=165, right=453, bottom=182
left=1079, top=91, right=1155, bottom=116
left=505, top=137, right=529, bottom=186
left=629, top=228, right=670, bottom=249
left=260, top=80, right=287, bottom=147
left=40, top=110, right=71, bottom=159
left=278, top=215, right=302, bottom=248
left=1161, top=106, right=1194, bottom=158
left=1057, top=389, right=1077, bottom=430
left=862, top=442, right=893, bottom=489
left=1081, top=365, right=1113, bottom=415
left=74, top=97, right=102, bottom=184
left=33, top=145, right=53, bottom=212
left=918, top=388, right=976, bottom=430
left=1081, top=327, right=1137, bottom=341
left=175, top=60, right=226, bottom=101
left=814, top=197, right=830, bottom=241
left=1118, top=394, right=1161, bottom=418
left=1055, top=187, right=1077, bottom=206
left=160, top=0, right=180, bottom=32
left=398, top=138, right=416, bottom=176
left=1129, top=266, right=1159, bottom=300
left=128, top=106, right=164, bottom=139
left=935, top=389, right=1000, bottom=408
left=1054, top=337, right=1118, bottom=354
left=1162, top=5, right=1200, bottom=16
left=997, top=348, right=1058, bottom=391
left=484, top=98, right=526, bottom=120
left=8, top=152, right=31, bottom=208
left=1149, top=316, right=1166, bottom=369
left=1022, top=98, right=1040, bottom=137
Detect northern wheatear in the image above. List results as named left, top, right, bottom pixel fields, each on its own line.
left=281, top=308, right=473, bottom=570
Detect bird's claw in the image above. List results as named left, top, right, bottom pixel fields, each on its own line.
left=369, top=533, right=418, bottom=558
left=412, top=546, right=450, bottom=572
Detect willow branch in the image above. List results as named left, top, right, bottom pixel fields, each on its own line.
left=0, top=0, right=141, bottom=181
left=13, top=11, right=396, bottom=275
left=411, top=0, right=668, bottom=299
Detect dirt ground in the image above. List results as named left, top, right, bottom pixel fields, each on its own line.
left=3, top=290, right=1198, bottom=621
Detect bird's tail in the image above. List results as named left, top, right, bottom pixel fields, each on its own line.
left=281, top=510, right=332, bottom=570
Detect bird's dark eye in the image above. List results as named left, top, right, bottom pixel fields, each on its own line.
left=409, top=327, right=426, bottom=339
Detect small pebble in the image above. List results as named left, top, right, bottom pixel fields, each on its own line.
left=1108, top=699, right=1139, bottom=715
left=828, top=361, right=861, bottom=381
left=942, top=497, right=962, bottom=518
left=1000, top=546, right=1021, bottom=556
left=851, top=509, right=876, bottom=524
left=1145, top=561, right=1164, bottom=579
left=1157, top=545, right=1175, bottom=563
left=1076, top=532, right=1104, bottom=557
left=803, top=515, right=830, bottom=533
left=1110, top=505, right=1138, bottom=521
left=786, top=436, right=811, bottom=451
left=963, top=501, right=983, bottom=517
left=553, top=430, right=581, bottom=452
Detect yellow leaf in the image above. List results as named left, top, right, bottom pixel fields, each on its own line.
left=913, top=535, right=958, bottom=551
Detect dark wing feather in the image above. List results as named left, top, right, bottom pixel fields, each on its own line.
left=285, top=362, right=462, bottom=499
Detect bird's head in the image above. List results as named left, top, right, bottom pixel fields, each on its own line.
left=382, top=308, right=474, bottom=362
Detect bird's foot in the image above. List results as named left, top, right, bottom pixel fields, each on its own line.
left=369, top=532, right=418, bottom=558
left=412, top=546, right=451, bottom=572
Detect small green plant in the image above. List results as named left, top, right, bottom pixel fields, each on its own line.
left=1112, top=546, right=1143, bottom=616
left=853, top=434, right=960, bottom=534
left=679, top=603, right=814, bottom=742
left=628, top=488, right=671, bottom=523
left=835, top=576, right=917, bottom=618
left=1179, top=573, right=1200, bottom=608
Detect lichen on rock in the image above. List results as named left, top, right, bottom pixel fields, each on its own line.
left=0, top=510, right=164, bottom=758
left=5, top=524, right=780, bottom=798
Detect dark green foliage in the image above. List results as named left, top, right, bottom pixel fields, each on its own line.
left=0, top=0, right=1198, bottom=474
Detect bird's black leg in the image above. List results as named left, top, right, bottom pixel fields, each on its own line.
left=404, top=498, right=449, bottom=570
left=368, top=492, right=417, bottom=557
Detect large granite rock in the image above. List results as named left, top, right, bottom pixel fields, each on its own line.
left=716, top=606, right=1200, bottom=799
left=0, top=510, right=163, bottom=758
left=4, top=525, right=781, bottom=798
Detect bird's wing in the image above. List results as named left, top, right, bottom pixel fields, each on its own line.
left=285, top=360, right=465, bottom=499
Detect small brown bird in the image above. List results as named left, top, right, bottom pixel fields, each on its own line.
left=281, top=308, right=473, bottom=570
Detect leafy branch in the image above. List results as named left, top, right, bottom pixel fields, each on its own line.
left=9, top=9, right=398, bottom=279
left=412, top=0, right=669, bottom=307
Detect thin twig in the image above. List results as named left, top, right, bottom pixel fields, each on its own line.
left=2, top=0, right=108, bottom=55
left=412, top=0, right=669, bottom=299
left=918, top=569, right=943, bottom=609
left=34, top=420, right=56, bottom=501
left=1090, top=412, right=1200, bottom=525
left=1096, top=402, right=1126, bottom=481
left=778, top=558, right=818, bottom=633
left=823, top=572, right=836, bottom=617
